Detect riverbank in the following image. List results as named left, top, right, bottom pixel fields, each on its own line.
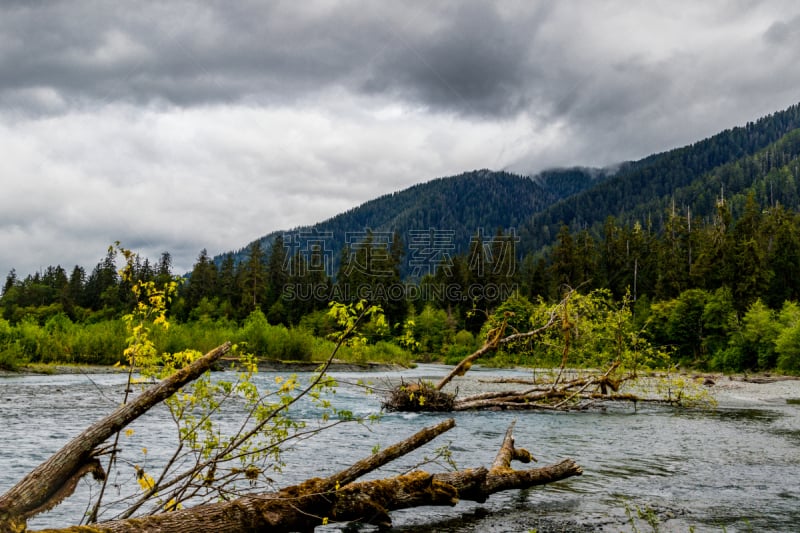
left=708, top=374, right=800, bottom=404
left=0, top=359, right=410, bottom=377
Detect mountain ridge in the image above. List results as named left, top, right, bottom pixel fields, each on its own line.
left=519, top=102, right=800, bottom=250
left=218, top=167, right=607, bottom=269
left=218, top=101, right=800, bottom=272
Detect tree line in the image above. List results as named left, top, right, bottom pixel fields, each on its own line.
left=3, top=191, right=800, bottom=372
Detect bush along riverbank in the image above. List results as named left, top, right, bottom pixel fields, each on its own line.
left=3, top=288, right=800, bottom=377
left=0, top=308, right=418, bottom=371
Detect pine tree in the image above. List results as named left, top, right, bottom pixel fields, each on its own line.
left=731, top=192, right=770, bottom=311
left=216, top=253, right=239, bottom=318
left=84, top=248, right=120, bottom=311
left=186, top=249, right=218, bottom=311
left=67, top=266, right=86, bottom=311
left=1, top=270, right=18, bottom=320
left=764, top=204, right=800, bottom=307
left=239, top=241, right=268, bottom=314
left=656, top=208, right=693, bottom=299
left=266, top=236, right=289, bottom=309
left=691, top=199, right=733, bottom=291
left=549, top=225, right=578, bottom=291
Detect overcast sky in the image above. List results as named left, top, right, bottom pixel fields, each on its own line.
left=2, top=1, right=800, bottom=277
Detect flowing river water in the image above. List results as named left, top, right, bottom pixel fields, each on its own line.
left=1, top=364, right=799, bottom=532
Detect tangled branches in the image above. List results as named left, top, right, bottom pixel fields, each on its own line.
left=382, top=379, right=455, bottom=412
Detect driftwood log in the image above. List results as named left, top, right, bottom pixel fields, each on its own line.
left=24, top=419, right=581, bottom=532
left=384, top=357, right=677, bottom=412
left=0, top=342, right=233, bottom=532
left=0, top=342, right=582, bottom=533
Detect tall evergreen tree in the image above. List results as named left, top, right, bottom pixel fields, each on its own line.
left=730, top=192, right=770, bottom=311
left=156, top=252, right=173, bottom=288
left=549, top=225, right=578, bottom=291
left=1, top=270, right=18, bottom=320
left=691, top=199, right=733, bottom=291
left=67, top=266, right=86, bottom=310
left=186, top=249, right=218, bottom=311
left=573, top=229, right=598, bottom=289
left=656, top=208, right=693, bottom=299
left=239, top=240, right=267, bottom=314
left=764, top=204, right=800, bottom=307
left=84, top=248, right=119, bottom=311
left=266, top=236, right=289, bottom=309
left=216, top=253, right=239, bottom=318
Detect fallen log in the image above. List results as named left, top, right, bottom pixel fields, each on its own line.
left=27, top=419, right=581, bottom=533
left=388, top=362, right=655, bottom=412
left=0, top=342, right=232, bottom=532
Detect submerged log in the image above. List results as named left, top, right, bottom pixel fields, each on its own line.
left=27, top=419, right=581, bottom=533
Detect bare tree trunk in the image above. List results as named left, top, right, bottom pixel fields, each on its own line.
left=28, top=419, right=581, bottom=533
left=0, top=342, right=232, bottom=531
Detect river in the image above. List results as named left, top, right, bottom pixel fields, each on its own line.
left=1, top=364, right=798, bottom=532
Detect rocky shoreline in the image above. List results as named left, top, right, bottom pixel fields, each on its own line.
left=707, top=373, right=800, bottom=404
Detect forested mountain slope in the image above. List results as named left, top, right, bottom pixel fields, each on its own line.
left=520, top=102, right=800, bottom=249
left=222, top=167, right=606, bottom=266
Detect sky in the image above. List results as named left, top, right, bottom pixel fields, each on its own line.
left=2, top=1, right=800, bottom=278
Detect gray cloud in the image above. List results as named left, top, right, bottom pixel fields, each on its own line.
left=2, top=1, right=800, bottom=277
left=0, top=2, right=572, bottom=117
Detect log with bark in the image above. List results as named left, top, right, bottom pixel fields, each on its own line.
left=22, top=419, right=581, bottom=532
left=0, top=343, right=582, bottom=533
left=0, top=342, right=233, bottom=532
left=384, top=364, right=663, bottom=412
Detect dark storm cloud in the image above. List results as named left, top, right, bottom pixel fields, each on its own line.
left=3, top=1, right=799, bottom=128
left=358, top=2, right=553, bottom=118
left=764, top=13, right=800, bottom=44
left=0, top=2, right=559, bottom=117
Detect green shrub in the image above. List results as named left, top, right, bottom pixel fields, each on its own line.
left=298, top=309, right=338, bottom=338
left=283, top=328, right=314, bottom=361
left=710, top=346, right=748, bottom=372
left=0, top=342, right=25, bottom=370
left=453, top=329, right=476, bottom=348
left=776, top=323, right=800, bottom=373
left=443, top=343, right=473, bottom=365
left=70, top=320, right=127, bottom=364
left=775, top=302, right=800, bottom=373
left=0, top=318, right=12, bottom=344
left=362, top=341, right=414, bottom=366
